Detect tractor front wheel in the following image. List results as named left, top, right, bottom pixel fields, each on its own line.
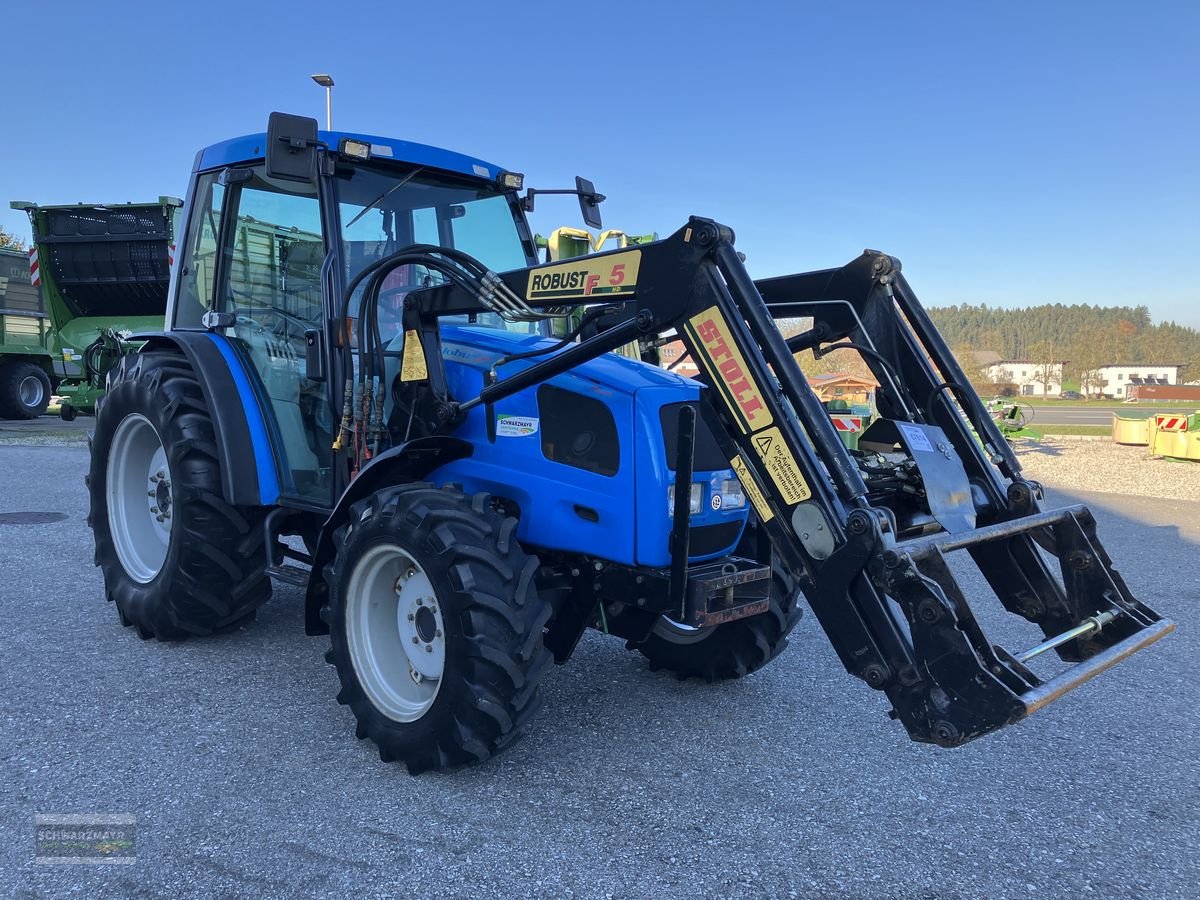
left=322, top=484, right=552, bottom=773
left=633, top=563, right=803, bottom=682
left=87, top=351, right=272, bottom=639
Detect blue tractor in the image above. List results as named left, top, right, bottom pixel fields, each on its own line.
left=89, top=114, right=1171, bottom=773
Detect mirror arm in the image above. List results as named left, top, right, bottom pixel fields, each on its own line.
left=520, top=187, right=607, bottom=212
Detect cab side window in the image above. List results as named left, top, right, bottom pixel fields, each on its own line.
left=173, top=172, right=224, bottom=328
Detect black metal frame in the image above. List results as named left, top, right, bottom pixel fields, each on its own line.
left=382, top=217, right=1172, bottom=747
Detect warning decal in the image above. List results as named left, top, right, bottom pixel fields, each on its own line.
left=730, top=456, right=774, bottom=522
left=751, top=427, right=812, bottom=505
left=526, top=249, right=641, bottom=301
left=400, top=330, right=428, bottom=382
left=683, top=306, right=773, bottom=434
left=1156, top=415, right=1188, bottom=432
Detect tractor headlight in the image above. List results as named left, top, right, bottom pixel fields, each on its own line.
left=667, top=482, right=702, bottom=516
left=719, top=478, right=746, bottom=510
left=498, top=170, right=525, bottom=191
left=339, top=138, right=371, bottom=160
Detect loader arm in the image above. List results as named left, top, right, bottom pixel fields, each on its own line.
left=391, top=217, right=1172, bottom=747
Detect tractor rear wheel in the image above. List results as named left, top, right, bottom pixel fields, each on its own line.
left=0, top=361, right=52, bottom=419
left=87, top=351, right=272, bottom=639
left=633, top=563, right=803, bottom=682
left=322, top=484, right=552, bottom=773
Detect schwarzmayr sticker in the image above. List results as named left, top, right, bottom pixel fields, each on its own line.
left=496, top=415, right=538, bottom=437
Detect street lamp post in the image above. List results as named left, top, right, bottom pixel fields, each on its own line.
left=311, top=73, right=334, bottom=130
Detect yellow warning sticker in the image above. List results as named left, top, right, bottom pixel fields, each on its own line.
left=400, top=329, right=428, bottom=382
left=683, top=306, right=773, bottom=434
left=525, top=249, right=641, bottom=301
left=751, top=426, right=812, bottom=505
left=730, top=455, right=774, bottom=522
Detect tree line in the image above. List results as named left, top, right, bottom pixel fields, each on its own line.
left=928, top=303, right=1200, bottom=392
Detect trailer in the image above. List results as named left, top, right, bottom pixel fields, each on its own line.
left=10, top=198, right=181, bottom=419
left=0, top=247, right=56, bottom=418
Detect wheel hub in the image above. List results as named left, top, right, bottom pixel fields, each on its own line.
left=414, top=606, right=438, bottom=643
left=154, top=477, right=172, bottom=517
left=394, top=570, right=445, bottom=681
left=19, top=374, right=44, bottom=409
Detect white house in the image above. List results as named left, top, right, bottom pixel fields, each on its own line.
left=1097, top=364, right=1181, bottom=399
left=981, top=359, right=1065, bottom=396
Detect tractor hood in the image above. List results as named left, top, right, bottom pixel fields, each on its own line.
left=440, top=323, right=698, bottom=397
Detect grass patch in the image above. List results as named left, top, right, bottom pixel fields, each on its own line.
left=998, top=397, right=1198, bottom=407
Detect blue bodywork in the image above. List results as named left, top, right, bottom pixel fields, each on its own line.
left=196, top=131, right=503, bottom=181
left=413, top=326, right=747, bottom=568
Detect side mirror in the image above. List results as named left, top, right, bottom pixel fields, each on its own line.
left=576, top=176, right=603, bottom=229
left=266, top=112, right=319, bottom=183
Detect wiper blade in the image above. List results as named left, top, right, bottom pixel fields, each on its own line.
left=344, top=167, right=425, bottom=230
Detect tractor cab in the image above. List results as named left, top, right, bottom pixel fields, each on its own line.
left=167, top=126, right=549, bottom=504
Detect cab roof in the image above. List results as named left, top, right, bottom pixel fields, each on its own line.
left=195, top=130, right=506, bottom=182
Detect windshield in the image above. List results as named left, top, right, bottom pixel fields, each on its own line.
left=335, top=163, right=538, bottom=337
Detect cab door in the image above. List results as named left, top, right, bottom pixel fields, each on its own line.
left=216, top=166, right=333, bottom=504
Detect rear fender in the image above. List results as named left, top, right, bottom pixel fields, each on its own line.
left=128, top=331, right=279, bottom=507
left=303, top=435, right=475, bottom=635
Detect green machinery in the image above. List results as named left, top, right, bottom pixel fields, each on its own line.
left=0, top=246, right=56, bottom=418
left=535, top=227, right=658, bottom=360
left=7, top=198, right=181, bottom=419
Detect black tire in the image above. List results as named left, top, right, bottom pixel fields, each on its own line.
left=87, top=350, right=272, bottom=640
left=0, top=360, right=52, bottom=419
left=633, top=562, right=803, bottom=682
left=322, top=484, right=552, bottom=774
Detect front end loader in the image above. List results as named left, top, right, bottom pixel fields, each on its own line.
left=85, top=112, right=1171, bottom=772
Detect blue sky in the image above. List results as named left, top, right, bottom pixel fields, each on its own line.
left=2, top=1, right=1196, bottom=325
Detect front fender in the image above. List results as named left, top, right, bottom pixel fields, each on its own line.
left=303, top=435, right=474, bottom=635
left=127, top=331, right=278, bottom=507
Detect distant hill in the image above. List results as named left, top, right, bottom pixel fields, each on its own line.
left=927, top=303, right=1200, bottom=379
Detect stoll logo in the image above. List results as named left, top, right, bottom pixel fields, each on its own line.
left=687, top=307, right=772, bottom=433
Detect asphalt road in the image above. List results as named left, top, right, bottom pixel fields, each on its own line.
left=1, top=445, right=1197, bottom=897
left=1023, top=405, right=1196, bottom=426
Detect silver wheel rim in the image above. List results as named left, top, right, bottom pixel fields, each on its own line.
left=19, top=374, right=44, bottom=409
left=652, top=617, right=715, bottom=645
left=346, top=543, right=445, bottom=722
left=106, top=414, right=172, bottom=583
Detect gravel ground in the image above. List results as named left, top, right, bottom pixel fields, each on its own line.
left=0, top=416, right=91, bottom=447
left=1, top=445, right=1198, bottom=897
left=1017, top=440, right=1200, bottom=502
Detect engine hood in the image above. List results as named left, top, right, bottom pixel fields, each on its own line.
left=440, top=323, right=699, bottom=398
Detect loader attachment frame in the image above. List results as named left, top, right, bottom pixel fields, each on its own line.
left=381, top=218, right=1172, bottom=747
